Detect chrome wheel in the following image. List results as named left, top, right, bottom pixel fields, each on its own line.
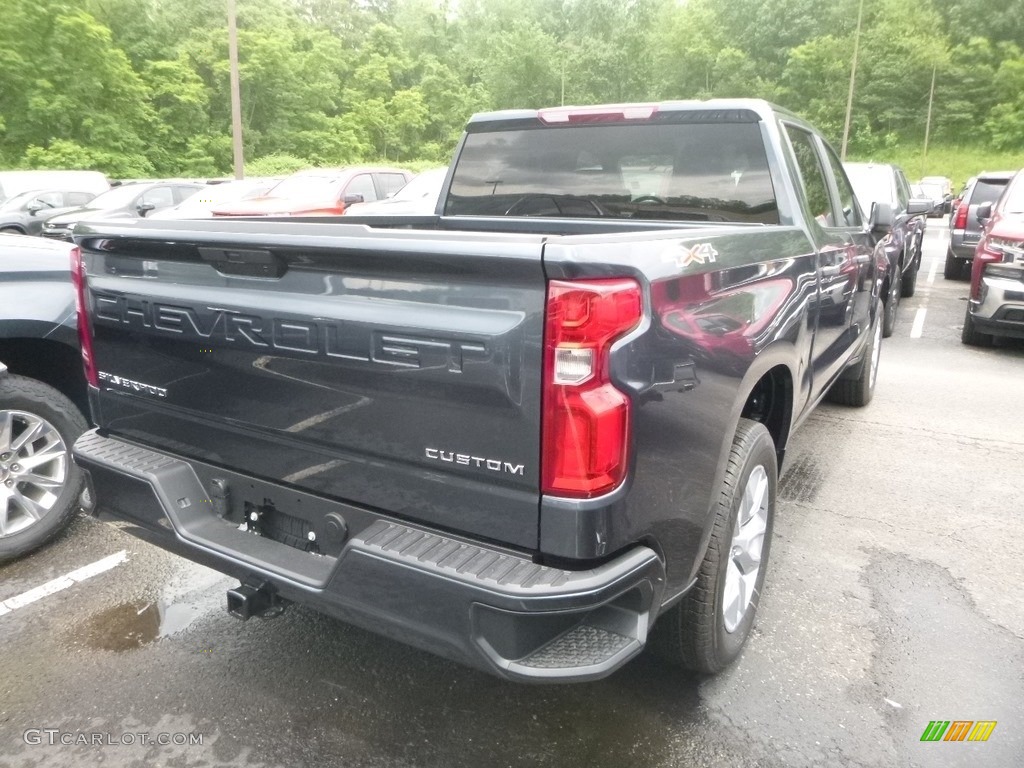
left=722, top=464, right=769, bottom=633
left=0, top=409, right=70, bottom=538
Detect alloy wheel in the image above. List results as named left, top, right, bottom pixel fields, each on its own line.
left=722, top=464, right=769, bottom=633
left=0, top=409, right=70, bottom=537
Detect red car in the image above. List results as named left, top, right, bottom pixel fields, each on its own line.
left=213, top=167, right=412, bottom=217
left=962, top=168, right=1024, bottom=346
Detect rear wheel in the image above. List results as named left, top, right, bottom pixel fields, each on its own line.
left=882, top=271, right=900, bottom=338
left=943, top=251, right=962, bottom=280
left=961, top=308, right=994, bottom=347
left=650, top=419, right=776, bottom=674
left=827, top=314, right=881, bottom=407
left=0, top=375, right=88, bottom=563
left=900, top=252, right=918, bottom=298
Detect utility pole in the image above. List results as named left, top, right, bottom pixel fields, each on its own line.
left=922, top=63, right=937, bottom=177
left=841, top=0, right=864, bottom=160
left=228, top=0, right=244, bottom=179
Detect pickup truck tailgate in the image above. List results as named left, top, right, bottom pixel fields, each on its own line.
left=77, top=220, right=546, bottom=549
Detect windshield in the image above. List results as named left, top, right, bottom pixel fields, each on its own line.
left=844, top=165, right=895, bottom=207
left=85, top=184, right=145, bottom=209
left=393, top=168, right=446, bottom=201
left=0, top=190, right=42, bottom=211
left=176, top=180, right=267, bottom=210
left=1001, top=176, right=1024, bottom=214
left=267, top=173, right=348, bottom=199
left=919, top=183, right=942, bottom=199
left=446, top=120, right=778, bottom=223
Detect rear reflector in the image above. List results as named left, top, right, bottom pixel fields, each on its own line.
left=70, top=246, right=98, bottom=387
left=542, top=279, right=642, bottom=498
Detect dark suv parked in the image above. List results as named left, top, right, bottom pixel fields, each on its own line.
left=946, top=171, right=1014, bottom=279
left=844, top=162, right=931, bottom=336
left=41, top=181, right=204, bottom=242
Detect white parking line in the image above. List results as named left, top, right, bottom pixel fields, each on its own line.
left=910, top=308, right=928, bottom=338
left=927, top=256, right=939, bottom=284
left=0, top=550, right=128, bottom=617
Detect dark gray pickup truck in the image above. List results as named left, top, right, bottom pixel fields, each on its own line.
left=71, top=100, right=885, bottom=682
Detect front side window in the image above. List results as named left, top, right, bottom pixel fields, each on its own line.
left=784, top=125, right=834, bottom=227
left=345, top=174, right=378, bottom=203
left=822, top=145, right=861, bottom=227
left=139, top=187, right=175, bottom=210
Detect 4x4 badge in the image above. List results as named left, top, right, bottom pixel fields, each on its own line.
left=662, top=242, right=719, bottom=269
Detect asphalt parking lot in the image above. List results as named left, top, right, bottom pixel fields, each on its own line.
left=1, top=220, right=1022, bottom=768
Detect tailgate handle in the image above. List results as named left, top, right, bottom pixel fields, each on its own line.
left=199, top=246, right=286, bottom=278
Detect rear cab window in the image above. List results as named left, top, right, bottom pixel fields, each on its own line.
left=446, top=119, right=779, bottom=223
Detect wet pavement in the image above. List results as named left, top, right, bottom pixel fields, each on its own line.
left=1, top=221, right=1022, bottom=767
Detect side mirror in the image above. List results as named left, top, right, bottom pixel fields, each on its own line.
left=906, top=198, right=932, bottom=216
left=870, top=201, right=895, bottom=233
left=136, top=202, right=155, bottom=217
left=26, top=203, right=44, bottom=216
left=342, top=193, right=365, bottom=206
left=976, top=202, right=993, bottom=221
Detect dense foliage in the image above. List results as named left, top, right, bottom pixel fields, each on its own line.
left=1, top=0, right=1022, bottom=178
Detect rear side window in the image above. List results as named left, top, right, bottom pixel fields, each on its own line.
left=67, top=191, right=94, bottom=206
left=446, top=121, right=778, bottom=223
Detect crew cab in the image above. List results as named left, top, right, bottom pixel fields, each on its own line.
left=70, top=101, right=885, bottom=682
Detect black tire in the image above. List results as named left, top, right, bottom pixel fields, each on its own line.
left=650, top=419, right=777, bottom=674
left=900, top=252, right=918, bottom=298
left=0, top=374, right=88, bottom=563
left=943, top=251, right=962, bottom=280
left=961, top=309, right=993, bottom=347
left=827, top=314, right=881, bottom=407
left=882, top=271, right=900, bottom=338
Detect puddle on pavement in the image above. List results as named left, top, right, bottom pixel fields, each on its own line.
left=80, top=599, right=207, bottom=652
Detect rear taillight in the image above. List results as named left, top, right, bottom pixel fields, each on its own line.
left=542, top=278, right=642, bottom=498
left=954, top=202, right=968, bottom=230
left=971, top=236, right=1022, bottom=300
left=70, top=246, right=98, bottom=387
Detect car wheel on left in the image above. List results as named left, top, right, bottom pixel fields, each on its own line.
left=0, top=374, right=88, bottom=563
left=883, top=270, right=900, bottom=338
left=900, top=250, right=919, bottom=298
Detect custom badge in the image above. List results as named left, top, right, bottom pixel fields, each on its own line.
left=661, top=242, right=719, bottom=269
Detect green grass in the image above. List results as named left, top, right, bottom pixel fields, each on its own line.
left=847, top=144, right=1024, bottom=189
